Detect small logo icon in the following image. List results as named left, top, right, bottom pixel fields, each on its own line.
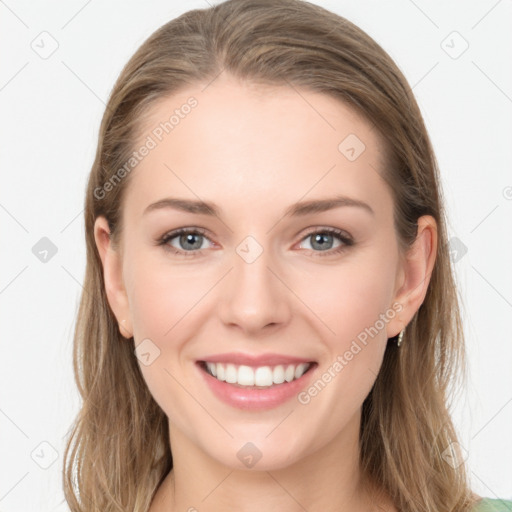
left=236, top=236, right=264, bottom=264
left=441, top=441, right=468, bottom=468
left=237, top=442, right=262, bottom=468
left=338, top=134, right=366, bottom=161
left=32, top=237, right=58, bottom=263
left=447, top=236, right=468, bottom=264
left=441, top=31, right=469, bottom=60
left=134, top=338, right=161, bottom=366
left=31, top=441, right=59, bottom=469
left=31, top=31, right=59, bottom=59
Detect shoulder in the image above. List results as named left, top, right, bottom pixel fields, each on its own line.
left=472, top=497, right=512, bottom=511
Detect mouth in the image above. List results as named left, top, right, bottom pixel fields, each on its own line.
left=197, top=360, right=318, bottom=389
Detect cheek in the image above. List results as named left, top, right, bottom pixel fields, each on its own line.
left=126, top=256, right=220, bottom=402
left=127, top=261, right=203, bottom=421
left=128, top=258, right=210, bottom=341
left=296, top=259, right=396, bottom=436
left=295, top=252, right=397, bottom=346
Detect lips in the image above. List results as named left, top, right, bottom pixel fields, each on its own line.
left=197, top=352, right=315, bottom=367
left=195, top=352, right=318, bottom=410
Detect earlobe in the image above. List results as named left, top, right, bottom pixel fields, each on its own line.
left=93, top=216, right=134, bottom=339
left=119, top=319, right=133, bottom=340
left=390, top=215, right=438, bottom=337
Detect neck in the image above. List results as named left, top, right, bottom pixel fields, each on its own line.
left=151, top=411, right=390, bottom=512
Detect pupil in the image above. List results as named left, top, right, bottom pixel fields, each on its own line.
left=182, top=233, right=202, bottom=250
left=312, top=233, right=332, bottom=250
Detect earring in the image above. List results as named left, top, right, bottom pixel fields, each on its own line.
left=397, top=328, right=404, bottom=347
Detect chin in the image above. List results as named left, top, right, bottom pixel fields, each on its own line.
left=204, top=432, right=311, bottom=472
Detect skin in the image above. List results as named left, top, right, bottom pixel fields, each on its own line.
left=94, top=73, right=437, bottom=512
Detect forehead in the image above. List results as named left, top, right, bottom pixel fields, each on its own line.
left=123, top=74, right=391, bottom=221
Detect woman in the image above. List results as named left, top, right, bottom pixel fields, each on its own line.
left=63, top=0, right=512, bottom=511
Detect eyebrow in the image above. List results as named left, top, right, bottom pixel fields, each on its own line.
left=143, top=195, right=375, bottom=218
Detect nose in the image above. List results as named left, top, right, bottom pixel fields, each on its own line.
left=217, top=239, right=291, bottom=336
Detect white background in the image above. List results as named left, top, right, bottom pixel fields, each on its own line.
left=0, top=0, right=511, bottom=510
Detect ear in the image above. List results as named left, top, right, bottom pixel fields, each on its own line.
left=93, top=216, right=133, bottom=339
left=388, top=215, right=438, bottom=338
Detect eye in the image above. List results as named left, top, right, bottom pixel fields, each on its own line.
left=157, top=228, right=214, bottom=256
left=156, top=227, right=354, bottom=257
left=297, top=228, right=354, bottom=257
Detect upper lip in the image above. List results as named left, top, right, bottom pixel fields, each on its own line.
left=198, top=352, right=315, bottom=367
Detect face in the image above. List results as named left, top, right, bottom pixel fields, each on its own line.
left=95, top=74, right=432, bottom=472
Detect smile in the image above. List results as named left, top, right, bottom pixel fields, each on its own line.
left=200, top=361, right=313, bottom=388
left=196, top=359, right=318, bottom=410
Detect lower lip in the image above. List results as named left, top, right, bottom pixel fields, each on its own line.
left=196, top=362, right=318, bottom=411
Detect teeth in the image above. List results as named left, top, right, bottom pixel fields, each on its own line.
left=225, top=363, right=238, bottom=384
left=216, top=363, right=225, bottom=381
left=203, top=361, right=311, bottom=387
left=255, top=366, right=273, bottom=386
left=206, top=362, right=217, bottom=377
left=238, top=365, right=254, bottom=386
left=285, top=364, right=295, bottom=382
left=273, top=365, right=285, bottom=384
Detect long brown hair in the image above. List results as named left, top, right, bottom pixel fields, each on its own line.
left=63, top=1, right=480, bottom=510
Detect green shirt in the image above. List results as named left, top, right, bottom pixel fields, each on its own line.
left=473, top=498, right=512, bottom=511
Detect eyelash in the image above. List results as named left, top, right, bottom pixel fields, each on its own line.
left=156, top=227, right=354, bottom=258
